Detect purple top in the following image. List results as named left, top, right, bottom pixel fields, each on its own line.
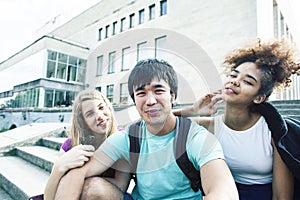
left=61, top=138, right=72, bottom=152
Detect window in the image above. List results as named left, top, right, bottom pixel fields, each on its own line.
left=120, top=83, right=129, bottom=103
left=139, top=9, right=145, bottom=24
left=137, top=42, right=151, bottom=61
left=155, top=36, right=167, bottom=59
left=120, top=17, right=126, bottom=32
left=98, top=28, right=102, bottom=41
left=48, top=51, right=57, bottom=61
left=47, top=60, right=56, bottom=78
left=129, top=13, right=135, bottom=28
left=105, top=25, right=110, bottom=38
left=106, top=84, right=114, bottom=103
left=112, top=21, right=117, bottom=35
left=160, top=0, right=167, bottom=16
left=58, top=53, right=68, bottom=63
left=96, top=86, right=101, bottom=92
left=56, top=63, right=67, bottom=79
left=97, top=56, right=103, bottom=76
left=273, top=0, right=279, bottom=38
left=46, top=50, right=86, bottom=83
left=149, top=4, right=155, bottom=20
left=67, top=56, right=78, bottom=82
left=121, top=47, right=131, bottom=71
left=67, top=65, right=77, bottom=82
left=77, top=59, right=86, bottom=83
left=108, top=51, right=116, bottom=74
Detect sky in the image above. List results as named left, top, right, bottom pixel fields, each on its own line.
left=0, top=0, right=101, bottom=63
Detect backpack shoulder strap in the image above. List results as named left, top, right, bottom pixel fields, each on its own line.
left=174, top=117, right=203, bottom=194
left=128, top=120, right=143, bottom=178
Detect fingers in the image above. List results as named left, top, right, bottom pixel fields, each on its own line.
left=81, top=145, right=95, bottom=152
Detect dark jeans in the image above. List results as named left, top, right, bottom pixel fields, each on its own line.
left=236, top=182, right=272, bottom=200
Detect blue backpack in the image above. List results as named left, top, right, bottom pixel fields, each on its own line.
left=128, top=117, right=204, bottom=194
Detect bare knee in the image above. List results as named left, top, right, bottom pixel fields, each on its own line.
left=80, top=177, right=123, bottom=200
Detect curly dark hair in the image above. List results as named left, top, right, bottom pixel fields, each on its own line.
left=224, top=38, right=300, bottom=98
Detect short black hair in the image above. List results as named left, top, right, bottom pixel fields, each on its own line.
left=128, top=58, right=178, bottom=102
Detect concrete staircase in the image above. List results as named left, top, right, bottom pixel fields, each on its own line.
left=0, top=124, right=68, bottom=200
left=214, top=100, right=300, bottom=121
left=0, top=100, right=299, bottom=199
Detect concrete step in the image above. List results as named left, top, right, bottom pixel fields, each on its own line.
left=0, top=188, right=14, bottom=200
left=15, top=146, right=59, bottom=173
left=277, top=109, right=300, bottom=115
left=0, top=156, right=49, bottom=199
left=273, top=104, right=300, bottom=109
left=285, top=115, right=300, bottom=121
left=39, top=137, right=66, bottom=150
left=270, top=100, right=300, bottom=105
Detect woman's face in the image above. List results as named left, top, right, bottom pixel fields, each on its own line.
left=81, top=98, right=112, bottom=135
left=223, top=62, right=263, bottom=105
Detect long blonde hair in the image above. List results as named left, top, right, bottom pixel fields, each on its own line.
left=69, top=89, right=117, bottom=148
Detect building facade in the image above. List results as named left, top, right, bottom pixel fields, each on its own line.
left=0, top=0, right=299, bottom=110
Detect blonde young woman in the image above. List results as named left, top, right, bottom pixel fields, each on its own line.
left=175, top=39, right=299, bottom=200
left=44, top=89, right=132, bottom=200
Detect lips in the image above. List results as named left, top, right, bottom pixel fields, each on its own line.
left=224, top=87, right=237, bottom=95
left=145, top=108, right=160, bottom=117
left=97, top=119, right=108, bottom=127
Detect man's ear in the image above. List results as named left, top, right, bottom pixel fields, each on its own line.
left=253, top=94, right=266, bottom=104
left=171, top=93, right=176, bottom=104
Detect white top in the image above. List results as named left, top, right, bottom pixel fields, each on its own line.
left=214, top=115, right=273, bottom=184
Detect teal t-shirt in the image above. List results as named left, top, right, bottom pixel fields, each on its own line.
left=100, top=117, right=224, bottom=200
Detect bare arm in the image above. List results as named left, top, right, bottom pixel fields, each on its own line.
left=105, top=159, right=132, bottom=192
left=201, top=159, right=239, bottom=200
left=54, top=149, right=114, bottom=200
left=272, top=140, right=294, bottom=200
left=44, top=145, right=94, bottom=200
left=173, top=93, right=222, bottom=117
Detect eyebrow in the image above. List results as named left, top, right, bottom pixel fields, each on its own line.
left=233, top=69, right=258, bottom=83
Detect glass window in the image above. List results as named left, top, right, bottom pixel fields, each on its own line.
left=47, top=60, right=56, bottom=78
left=55, top=90, right=65, bottom=107
left=97, top=55, right=103, bottom=76
left=77, top=67, right=86, bottom=83
left=120, top=17, right=126, bottom=32
left=105, top=25, right=110, bottom=38
left=108, top=51, right=116, bottom=74
left=69, top=56, right=77, bottom=65
left=58, top=53, right=68, bottom=63
left=120, top=83, right=129, bottom=103
left=98, top=28, right=102, bottom=41
left=160, top=0, right=167, bottom=16
left=149, top=4, right=155, bottom=20
left=137, top=42, right=151, bottom=61
left=139, top=9, right=145, bottom=24
left=155, top=35, right=167, bottom=59
left=121, top=47, right=131, bottom=71
left=106, top=84, right=114, bottom=103
left=96, top=86, right=101, bottom=92
left=112, top=21, right=117, bottom=35
left=67, top=65, right=77, bottom=82
left=44, top=90, right=54, bottom=107
left=280, top=13, right=284, bottom=37
left=129, top=13, right=135, bottom=28
left=65, top=91, right=74, bottom=107
left=56, top=63, right=67, bottom=79
left=273, top=0, right=278, bottom=38
left=48, top=50, right=57, bottom=61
